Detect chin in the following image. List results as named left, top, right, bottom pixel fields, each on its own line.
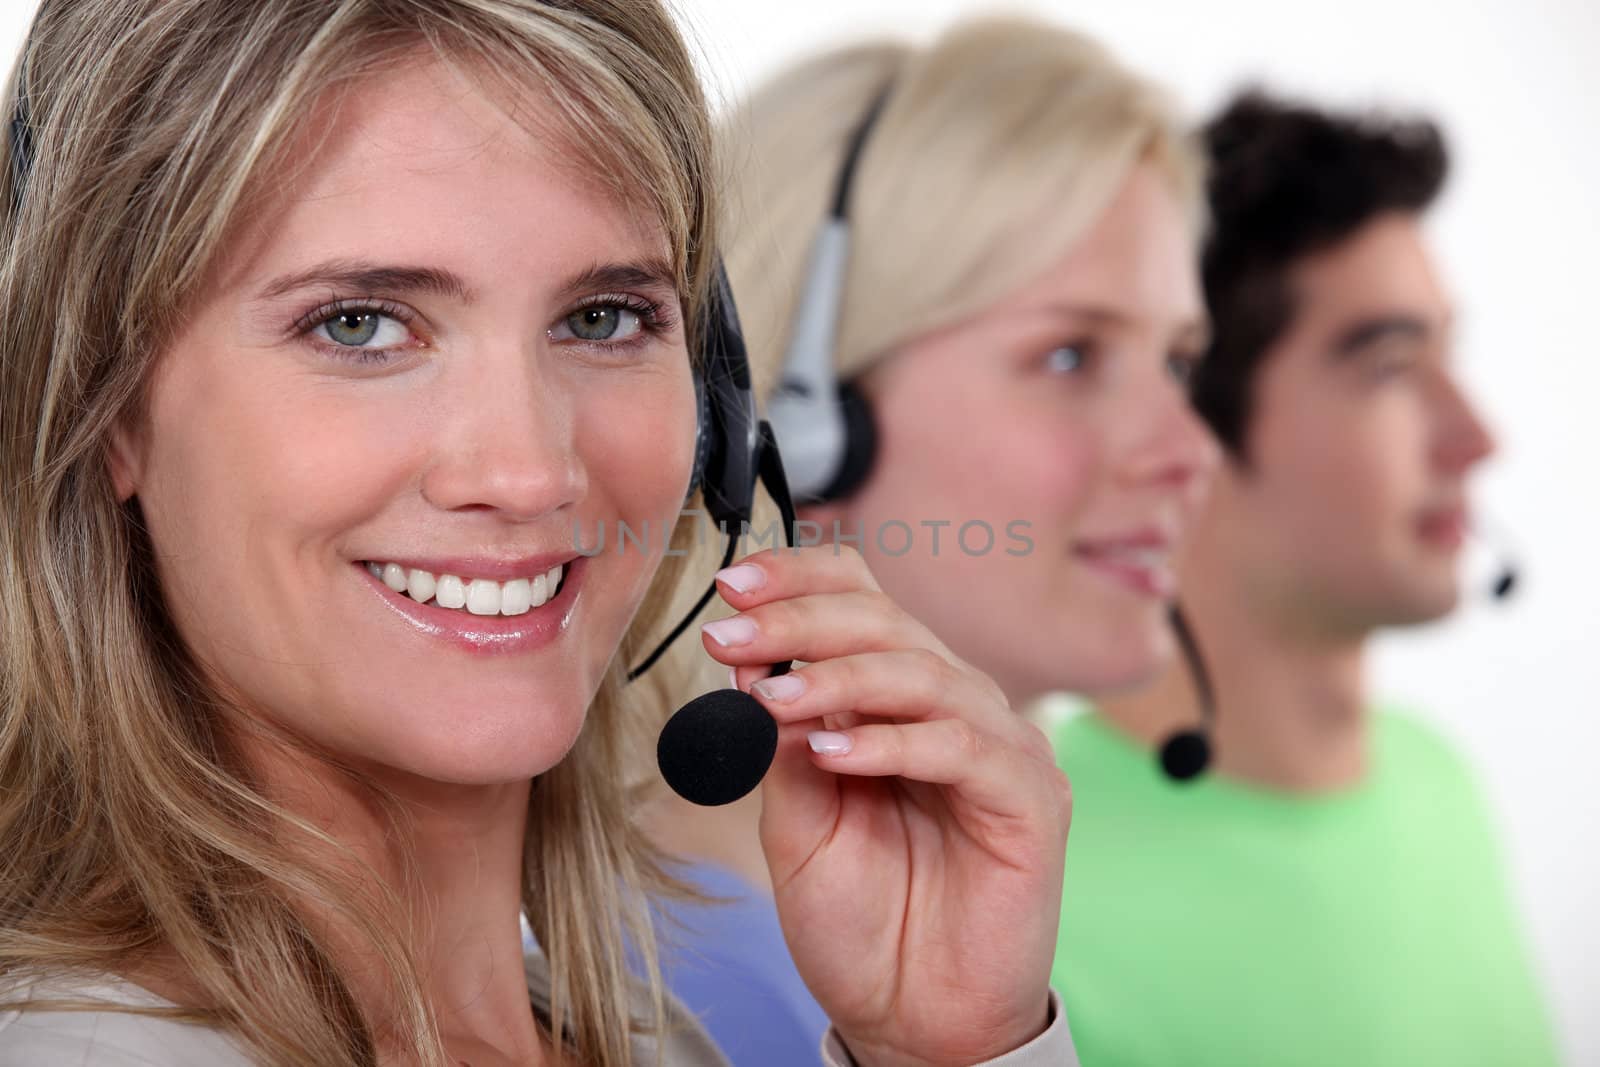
left=1384, top=583, right=1463, bottom=628
left=1047, top=619, right=1174, bottom=699
left=388, top=725, right=585, bottom=785
left=346, top=684, right=592, bottom=785
left=1373, top=554, right=1467, bottom=626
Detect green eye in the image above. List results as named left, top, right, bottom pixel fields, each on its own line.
left=566, top=306, right=640, bottom=342
left=325, top=311, right=381, bottom=346
left=1046, top=346, right=1085, bottom=373
left=299, top=303, right=413, bottom=365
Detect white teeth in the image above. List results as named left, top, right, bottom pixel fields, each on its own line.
left=435, top=574, right=467, bottom=610
left=466, top=579, right=501, bottom=616
left=500, top=578, right=531, bottom=616
left=382, top=562, right=408, bottom=593
left=1097, top=547, right=1169, bottom=568
left=406, top=568, right=437, bottom=604
left=365, top=561, right=566, bottom=616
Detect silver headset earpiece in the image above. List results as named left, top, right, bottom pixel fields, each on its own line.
left=767, top=217, right=852, bottom=500
left=765, top=85, right=893, bottom=505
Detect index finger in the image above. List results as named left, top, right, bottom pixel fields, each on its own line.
left=710, top=543, right=882, bottom=608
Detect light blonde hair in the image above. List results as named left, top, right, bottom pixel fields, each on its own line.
left=720, top=16, right=1204, bottom=393
left=0, top=0, right=718, bottom=1064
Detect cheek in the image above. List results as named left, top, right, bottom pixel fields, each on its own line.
left=1301, top=400, right=1424, bottom=526
left=1245, top=412, right=1416, bottom=584
left=963, top=399, right=1103, bottom=539
left=578, top=375, right=695, bottom=518
left=868, top=374, right=1099, bottom=527
left=572, top=371, right=697, bottom=610
left=1025, top=420, right=1101, bottom=526
left=138, top=358, right=410, bottom=643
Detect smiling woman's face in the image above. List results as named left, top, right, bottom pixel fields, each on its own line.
left=109, top=58, right=698, bottom=785
left=821, top=165, right=1217, bottom=705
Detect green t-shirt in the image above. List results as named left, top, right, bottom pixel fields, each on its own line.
left=1047, top=704, right=1561, bottom=1067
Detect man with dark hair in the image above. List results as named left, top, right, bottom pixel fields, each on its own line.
left=1043, top=91, right=1561, bottom=1066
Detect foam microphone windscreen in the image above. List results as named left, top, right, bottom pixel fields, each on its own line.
left=657, top=689, right=779, bottom=807
left=1492, top=565, right=1518, bottom=600
left=1159, top=729, right=1211, bottom=783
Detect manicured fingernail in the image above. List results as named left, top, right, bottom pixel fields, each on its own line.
left=728, top=667, right=740, bottom=691
left=715, top=563, right=766, bottom=594
left=702, top=616, right=758, bottom=647
left=752, top=674, right=805, bottom=703
left=808, top=730, right=852, bottom=756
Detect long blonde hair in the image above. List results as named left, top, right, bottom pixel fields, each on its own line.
left=0, top=0, right=717, bottom=1063
left=720, top=16, right=1204, bottom=393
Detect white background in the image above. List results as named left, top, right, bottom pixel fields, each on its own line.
left=5, top=0, right=1595, bottom=1062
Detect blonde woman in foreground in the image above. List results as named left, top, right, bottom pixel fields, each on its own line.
left=644, top=17, right=1216, bottom=1061
left=0, top=1, right=1075, bottom=1064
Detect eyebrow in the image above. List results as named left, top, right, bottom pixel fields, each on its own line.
left=1041, top=302, right=1211, bottom=348
left=553, top=258, right=679, bottom=305
left=258, top=260, right=475, bottom=303
left=254, top=256, right=680, bottom=307
left=1330, top=315, right=1432, bottom=359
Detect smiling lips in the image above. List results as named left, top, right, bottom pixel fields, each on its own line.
left=357, top=555, right=581, bottom=655
left=1073, top=530, right=1177, bottom=599
left=364, top=560, right=567, bottom=616
left=1416, top=506, right=1469, bottom=550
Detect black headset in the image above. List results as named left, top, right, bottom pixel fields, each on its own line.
left=626, top=261, right=799, bottom=682
left=687, top=266, right=763, bottom=537
left=636, top=267, right=800, bottom=808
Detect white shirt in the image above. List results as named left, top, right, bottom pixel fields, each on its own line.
left=0, top=955, right=1077, bottom=1065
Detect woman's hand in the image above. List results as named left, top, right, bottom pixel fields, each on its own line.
left=701, top=545, right=1071, bottom=1067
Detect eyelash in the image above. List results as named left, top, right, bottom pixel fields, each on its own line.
left=563, top=292, right=676, bottom=353
left=1046, top=341, right=1095, bottom=374
left=292, top=297, right=418, bottom=365
left=1369, top=353, right=1417, bottom=382
left=1047, top=341, right=1206, bottom=390
left=290, top=292, right=678, bottom=366
left=1168, top=350, right=1204, bottom=388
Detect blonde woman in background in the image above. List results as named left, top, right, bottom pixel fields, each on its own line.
left=0, top=1, right=1077, bottom=1064
left=643, top=17, right=1218, bottom=1062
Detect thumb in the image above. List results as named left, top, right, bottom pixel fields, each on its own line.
left=758, top=718, right=841, bottom=882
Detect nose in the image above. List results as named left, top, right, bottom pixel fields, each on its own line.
left=420, top=343, right=586, bottom=520
left=1432, top=370, right=1497, bottom=476
left=1117, top=376, right=1223, bottom=507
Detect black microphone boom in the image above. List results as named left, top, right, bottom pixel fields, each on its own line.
left=1157, top=603, right=1216, bottom=783
left=1472, top=518, right=1521, bottom=602
left=1152, top=517, right=1519, bottom=786
left=653, top=422, right=798, bottom=806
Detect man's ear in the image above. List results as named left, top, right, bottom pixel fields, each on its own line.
left=105, top=415, right=147, bottom=502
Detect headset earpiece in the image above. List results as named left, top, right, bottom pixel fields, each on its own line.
left=764, top=84, right=893, bottom=506
left=688, top=368, right=711, bottom=500
left=820, top=378, right=878, bottom=502
left=692, top=265, right=761, bottom=531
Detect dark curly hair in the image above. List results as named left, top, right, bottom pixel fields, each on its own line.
left=1191, top=89, right=1449, bottom=457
